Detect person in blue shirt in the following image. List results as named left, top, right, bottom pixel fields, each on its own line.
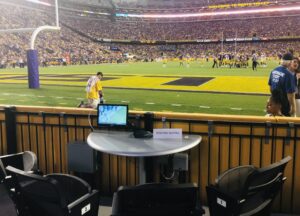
left=268, top=53, right=297, bottom=116
left=265, top=89, right=284, bottom=117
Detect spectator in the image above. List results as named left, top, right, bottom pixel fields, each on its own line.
left=266, top=89, right=284, bottom=117
left=268, top=53, right=297, bottom=116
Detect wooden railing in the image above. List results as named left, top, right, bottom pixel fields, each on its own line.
left=0, top=105, right=299, bottom=214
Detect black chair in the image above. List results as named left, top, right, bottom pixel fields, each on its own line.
left=206, top=156, right=292, bottom=216
left=0, top=151, right=38, bottom=181
left=6, top=166, right=99, bottom=216
left=0, top=151, right=38, bottom=216
left=111, top=182, right=204, bottom=216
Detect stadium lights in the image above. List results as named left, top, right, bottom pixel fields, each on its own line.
left=116, top=5, right=300, bottom=18
left=26, top=0, right=52, bottom=6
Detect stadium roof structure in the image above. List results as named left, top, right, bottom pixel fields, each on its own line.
left=6, top=0, right=300, bottom=23
left=63, top=0, right=300, bottom=9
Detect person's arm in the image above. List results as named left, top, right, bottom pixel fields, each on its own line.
left=96, top=80, right=103, bottom=98
left=287, top=92, right=296, bottom=117
left=284, top=70, right=297, bottom=116
left=98, top=90, right=103, bottom=98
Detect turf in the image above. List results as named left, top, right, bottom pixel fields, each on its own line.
left=0, top=60, right=274, bottom=116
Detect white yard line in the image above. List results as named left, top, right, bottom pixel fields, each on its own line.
left=230, top=107, right=243, bottom=111
left=199, top=106, right=210, bottom=109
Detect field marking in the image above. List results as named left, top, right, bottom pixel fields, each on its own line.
left=146, top=102, right=155, bottom=105
left=230, top=107, right=243, bottom=111
left=38, top=96, right=45, bottom=98
left=0, top=77, right=269, bottom=96
left=199, top=106, right=210, bottom=109
left=171, top=104, right=182, bottom=107
left=121, top=100, right=130, bottom=103
left=1, top=93, right=33, bottom=97
left=55, top=97, right=64, bottom=99
left=77, top=98, right=84, bottom=100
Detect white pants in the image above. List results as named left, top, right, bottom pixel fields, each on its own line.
left=87, top=98, right=100, bottom=109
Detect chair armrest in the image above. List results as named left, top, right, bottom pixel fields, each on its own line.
left=46, top=173, right=91, bottom=192
left=46, top=173, right=91, bottom=203
left=67, top=189, right=99, bottom=216
left=248, top=173, right=283, bottom=192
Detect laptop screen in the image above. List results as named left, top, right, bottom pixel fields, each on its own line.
left=97, top=104, right=128, bottom=127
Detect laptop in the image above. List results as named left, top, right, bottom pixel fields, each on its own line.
left=97, top=104, right=128, bottom=129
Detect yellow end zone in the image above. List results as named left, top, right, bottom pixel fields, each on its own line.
left=0, top=74, right=269, bottom=94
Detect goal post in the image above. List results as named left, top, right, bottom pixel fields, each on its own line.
left=0, top=0, right=60, bottom=89
left=27, top=50, right=39, bottom=88
left=27, top=0, right=60, bottom=88
left=28, top=25, right=60, bottom=88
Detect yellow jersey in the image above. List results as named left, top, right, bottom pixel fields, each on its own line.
left=86, top=79, right=102, bottom=99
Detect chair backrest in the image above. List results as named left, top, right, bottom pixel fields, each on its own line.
left=67, top=141, right=97, bottom=173
left=243, top=156, right=292, bottom=198
left=216, top=165, right=256, bottom=199
left=0, top=152, right=24, bottom=181
left=22, top=151, right=37, bottom=172
left=6, top=166, right=100, bottom=216
left=0, top=151, right=37, bottom=181
left=6, top=165, right=69, bottom=216
left=207, top=156, right=292, bottom=216
left=112, top=183, right=203, bottom=216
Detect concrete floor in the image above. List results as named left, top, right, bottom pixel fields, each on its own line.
left=99, top=205, right=209, bottom=216
left=98, top=205, right=299, bottom=216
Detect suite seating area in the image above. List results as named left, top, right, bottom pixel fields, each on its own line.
left=1, top=106, right=300, bottom=215
left=0, top=151, right=293, bottom=216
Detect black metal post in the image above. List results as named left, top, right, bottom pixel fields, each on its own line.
left=144, top=112, right=154, bottom=182
left=4, top=106, right=17, bottom=154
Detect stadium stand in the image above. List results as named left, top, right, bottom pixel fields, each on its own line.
left=0, top=0, right=300, bottom=66
left=63, top=16, right=300, bottom=40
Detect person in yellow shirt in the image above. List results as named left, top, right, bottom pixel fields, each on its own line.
left=78, top=72, right=104, bottom=108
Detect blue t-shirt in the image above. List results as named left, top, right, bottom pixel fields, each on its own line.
left=268, top=66, right=296, bottom=94
left=268, top=66, right=296, bottom=116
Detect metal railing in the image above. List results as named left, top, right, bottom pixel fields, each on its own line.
left=0, top=106, right=299, bottom=214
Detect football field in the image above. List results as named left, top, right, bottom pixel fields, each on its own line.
left=0, top=61, right=275, bottom=116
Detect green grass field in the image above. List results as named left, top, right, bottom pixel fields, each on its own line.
left=0, top=60, right=276, bottom=116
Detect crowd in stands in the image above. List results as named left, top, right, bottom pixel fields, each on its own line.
left=62, top=15, right=300, bottom=41
left=0, top=3, right=300, bottom=67
left=0, top=5, right=111, bottom=67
